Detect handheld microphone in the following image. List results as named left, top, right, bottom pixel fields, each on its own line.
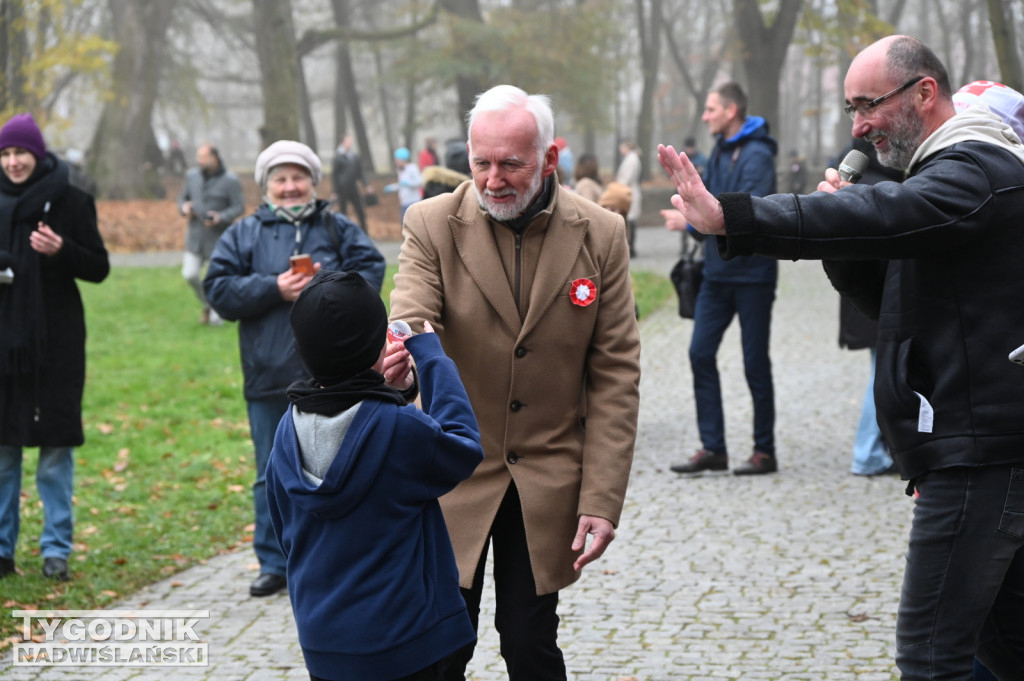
left=838, top=149, right=869, bottom=183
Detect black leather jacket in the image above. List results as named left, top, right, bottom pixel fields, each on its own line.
left=717, top=140, right=1024, bottom=479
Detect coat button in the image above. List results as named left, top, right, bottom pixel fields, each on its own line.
left=515, top=346, right=528, bottom=358
left=510, top=400, right=522, bottom=412
left=506, top=451, right=519, bottom=464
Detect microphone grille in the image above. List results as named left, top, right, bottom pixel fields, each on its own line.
left=842, top=149, right=869, bottom=174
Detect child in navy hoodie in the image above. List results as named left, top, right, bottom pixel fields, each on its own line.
left=266, top=270, right=483, bottom=681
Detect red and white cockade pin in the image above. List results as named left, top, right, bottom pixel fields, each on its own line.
left=569, top=278, right=596, bottom=307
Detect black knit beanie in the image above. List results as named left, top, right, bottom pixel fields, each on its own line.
left=290, top=270, right=387, bottom=384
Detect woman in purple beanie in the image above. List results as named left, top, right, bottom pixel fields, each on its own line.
left=0, top=113, right=109, bottom=582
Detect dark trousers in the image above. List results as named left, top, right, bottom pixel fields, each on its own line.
left=336, top=187, right=366, bottom=232
left=444, top=483, right=566, bottom=681
left=896, top=465, right=1024, bottom=680
left=688, top=280, right=776, bottom=455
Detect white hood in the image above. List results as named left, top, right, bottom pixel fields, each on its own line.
left=909, top=102, right=1024, bottom=172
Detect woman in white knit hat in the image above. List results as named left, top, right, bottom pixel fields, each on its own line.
left=201, top=140, right=388, bottom=597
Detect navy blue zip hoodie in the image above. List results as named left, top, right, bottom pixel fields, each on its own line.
left=702, top=116, right=779, bottom=285
left=266, top=332, right=483, bottom=680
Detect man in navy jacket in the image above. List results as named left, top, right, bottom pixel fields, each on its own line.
left=668, top=82, right=780, bottom=476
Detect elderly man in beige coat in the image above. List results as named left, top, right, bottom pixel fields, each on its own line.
left=390, top=85, right=641, bottom=680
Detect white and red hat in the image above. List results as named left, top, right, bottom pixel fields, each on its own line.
left=953, top=80, right=1024, bottom=141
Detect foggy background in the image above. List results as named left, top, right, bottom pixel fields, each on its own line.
left=2, top=0, right=1020, bottom=198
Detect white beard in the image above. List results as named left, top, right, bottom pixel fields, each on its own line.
left=474, top=169, right=544, bottom=222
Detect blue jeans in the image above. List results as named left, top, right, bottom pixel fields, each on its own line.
left=0, top=446, right=75, bottom=560
left=897, top=465, right=1024, bottom=680
left=246, top=397, right=289, bottom=577
left=688, top=280, right=775, bottom=455
left=851, top=349, right=893, bottom=475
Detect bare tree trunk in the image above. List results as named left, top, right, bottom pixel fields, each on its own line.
left=403, top=78, right=416, bottom=153
left=332, top=40, right=349, bottom=149
left=89, top=0, right=173, bottom=198
left=440, top=0, right=487, bottom=135
left=934, top=2, right=954, bottom=80
left=634, top=0, right=662, bottom=181
left=401, top=2, right=424, bottom=154
left=957, top=1, right=982, bottom=86
left=662, top=1, right=727, bottom=144
left=298, top=62, right=317, bottom=151
left=373, top=46, right=396, bottom=173
left=0, top=1, right=30, bottom=111
left=0, top=3, right=8, bottom=112
left=252, top=0, right=301, bottom=145
left=329, top=0, right=374, bottom=174
left=988, top=0, right=1023, bottom=90
left=885, top=0, right=909, bottom=25
left=732, top=0, right=802, bottom=134
left=813, top=54, right=823, bottom=165
left=330, top=0, right=351, bottom=147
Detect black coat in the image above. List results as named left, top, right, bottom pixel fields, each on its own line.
left=823, top=138, right=904, bottom=351
left=0, top=155, right=109, bottom=446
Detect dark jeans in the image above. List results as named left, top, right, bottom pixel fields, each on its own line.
left=336, top=188, right=366, bottom=232
left=246, top=395, right=290, bottom=577
left=688, top=280, right=775, bottom=455
left=445, top=483, right=566, bottom=681
left=897, top=465, right=1024, bottom=680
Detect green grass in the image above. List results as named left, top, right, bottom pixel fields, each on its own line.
left=631, top=269, right=675, bottom=320
left=1, top=263, right=670, bottom=647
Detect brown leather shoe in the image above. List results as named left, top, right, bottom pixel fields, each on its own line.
left=670, top=449, right=728, bottom=474
left=733, top=450, right=778, bottom=475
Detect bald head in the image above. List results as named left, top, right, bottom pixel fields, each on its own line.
left=847, top=36, right=953, bottom=110
left=196, top=144, right=221, bottom=174
left=877, top=36, right=951, bottom=98
left=845, top=35, right=956, bottom=168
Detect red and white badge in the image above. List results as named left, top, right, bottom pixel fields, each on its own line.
left=569, top=278, right=596, bottom=307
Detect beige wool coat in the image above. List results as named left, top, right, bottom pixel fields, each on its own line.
left=390, top=180, right=641, bottom=595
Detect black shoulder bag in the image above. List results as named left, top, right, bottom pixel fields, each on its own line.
left=670, top=231, right=704, bottom=319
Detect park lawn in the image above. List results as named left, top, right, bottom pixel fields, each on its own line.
left=1, top=263, right=671, bottom=648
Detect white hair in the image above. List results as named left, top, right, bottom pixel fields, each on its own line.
left=466, top=84, right=554, bottom=164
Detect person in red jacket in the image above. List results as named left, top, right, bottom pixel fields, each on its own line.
left=418, top=137, right=439, bottom=171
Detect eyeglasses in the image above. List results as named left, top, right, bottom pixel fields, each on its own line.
left=843, top=76, right=924, bottom=121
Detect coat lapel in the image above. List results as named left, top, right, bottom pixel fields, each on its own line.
left=449, top=207, right=523, bottom=337
left=521, top=193, right=589, bottom=339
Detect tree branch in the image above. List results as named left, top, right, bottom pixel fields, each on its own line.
left=662, top=21, right=701, bottom=102
left=296, top=0, right=441, bottom=58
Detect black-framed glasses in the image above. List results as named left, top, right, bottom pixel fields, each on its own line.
left=843, top=76, right=925, bottom=121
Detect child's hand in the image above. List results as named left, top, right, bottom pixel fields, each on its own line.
left=382, top=340, right=413, bottom=390
left=422, top=320, right=434, bottom=334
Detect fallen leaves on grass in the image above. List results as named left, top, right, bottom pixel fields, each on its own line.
left=96, top=176, right=403, bottom=253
